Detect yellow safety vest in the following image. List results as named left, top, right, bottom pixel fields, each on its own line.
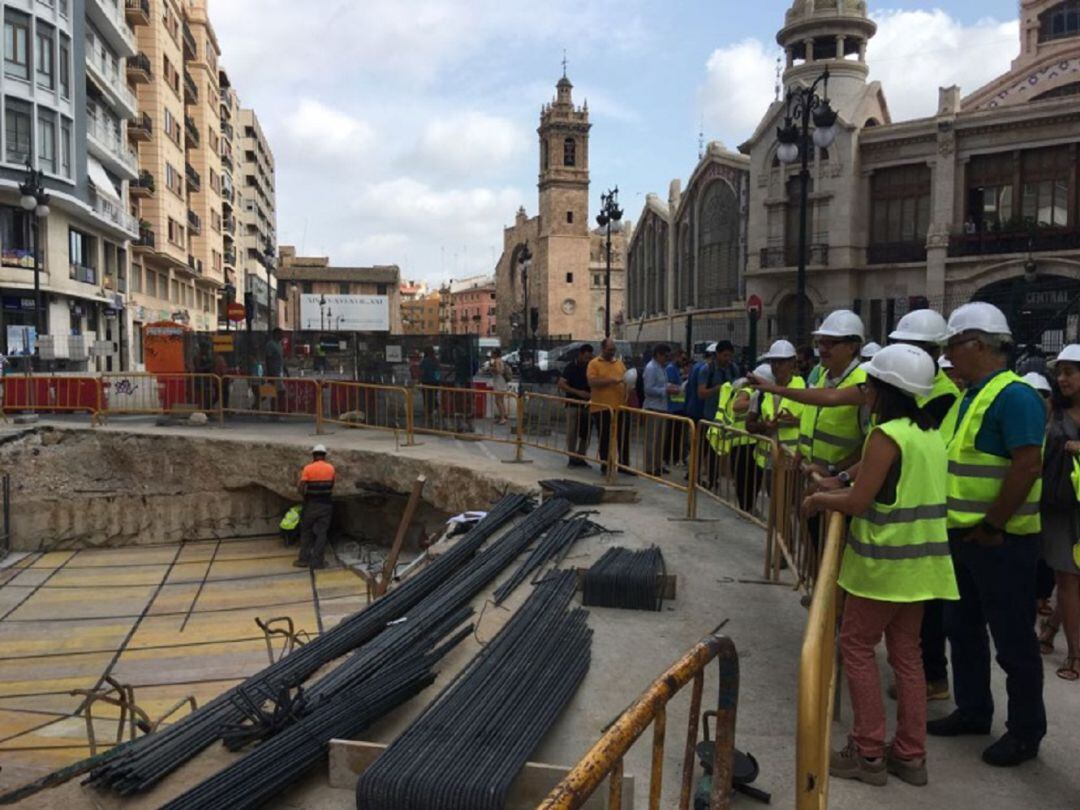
left=706, top=382, right=734, bottom=454
left=945, top=370, right=1042, bottom=536
left=919, top=369, right=961, bottom=440
left=797, top=364, right=867, bottom=468
left=841, top=418, right=960, bottom=602
left=724, top=386, right=754, bottom=448
left=756, top=376, right=807, bottom=468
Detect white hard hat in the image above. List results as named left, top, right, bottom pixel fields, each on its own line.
left=945, top=302, right=1012, bottom=341
left=312, top=444, right=328, bottom=455
left=1021, top=372, right=1052, bottom=394
left=760, top=339, right=797, bottom=361
left=889, top=309, right=948, bottom=345
left=752, top=363, right=776, bottom=385
left=937, top=355, right=954, bottom=370
left=705, top=342, right=718, bottom=354
left=813, top=309, right=865, bottom=341
left=860, top=342, right=882, bottom=360
left=862, top=344, right=935, bottom=398
left=1048, top=344, right=1080, bottom=370
left=623, top=367, right=638, bottom=387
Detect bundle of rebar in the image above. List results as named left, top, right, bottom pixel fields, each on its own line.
left=539, top=478, right=606, bottom=505
left=582, top=546, right=666, bottom=611
left=87, top=494, right=532, bottom=795
left=492, top=514, right=590, bottom=605
left=141, top=498, right=574, bottom=808
left=356, top=570, right=591, bottom=810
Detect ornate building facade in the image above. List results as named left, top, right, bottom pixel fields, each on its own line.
left=494, top=74, right=626, bottom=343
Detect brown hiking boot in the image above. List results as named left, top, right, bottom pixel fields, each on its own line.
left=830, top=741, right=887, bottom=786
left=886, top=749, right=928, bottom=786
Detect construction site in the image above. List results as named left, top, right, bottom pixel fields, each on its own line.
left=0, top=383, right=1076, bottom=809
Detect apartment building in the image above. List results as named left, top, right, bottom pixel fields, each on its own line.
left=237, top=106, right=275, bottom=329
left=218, top=65, right=236, bottom=314
left=401, top=291, right=440, bottom=335
left=0, top=0, right=143, bottom=370
left=449, top=275, right=496, bottom=337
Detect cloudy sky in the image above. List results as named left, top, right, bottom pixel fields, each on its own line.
left=211, top=1, right=1020, bottom=286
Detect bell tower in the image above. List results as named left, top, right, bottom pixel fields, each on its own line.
left=538, top=72, right=590, bottom=238
left=777, top=0, right=877, bottom=102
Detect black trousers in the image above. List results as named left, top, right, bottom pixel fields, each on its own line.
left=299, top=500, right=334, bottom=566
left=592, top=410, right=629, bottom=468
left=921, top=599, right=948, bottom=683
left=945, top=530, right=1046, bottom=745
left=731, top=443, right=761, bottom=513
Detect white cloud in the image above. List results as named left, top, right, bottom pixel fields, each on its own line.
left=283, top=99, right=376, bottom=163
left=701, top=38, right=779, bottom=147
left=410, top=112, right=526, bottom=178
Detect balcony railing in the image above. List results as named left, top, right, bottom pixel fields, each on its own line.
left=185, top=162, right=201, bottom=191
left=220, top=153, right=233, bottom=172
left=90, top=191, right=140, bottom=237
left=130, top=170, right=154, bottom=196
left=224, top=250, right=236, bottom=266
left=183, top=69, right=198, bottom=103
left=867, top=241, right=927, bottom=265
left=187, top=210, right=202, bottom=234
left=135, top=227, right=155, bottom=249
left=182, top=23, right=196, bottom=59
left=70, top=263, right=97, bottom=285
left=222, top=187, right=234, bottom=204
left=86, top=42, right=138, bottom=113
left=126, top=52, right=152, bottom=82
left=760, top=243, right=829, bottom=268
left=223, top=215, right=235, bottom=233
left=948, top=226, right=1080, bottom=257
left=185, top=115, right=200, bottom=147
left=86, top=107, right=140, bottom=176
left=221, top=121, right=234, bottom=140
left=127, top=111, right=152, bottom=141
left=88, top=0, right=136, bottom=54
left=125, top=0, right=151, bottom=25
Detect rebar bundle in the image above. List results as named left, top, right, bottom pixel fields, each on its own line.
left=582, top=546, right=666, bottom=611
left=356, top=570, right=591, bottom=810
left=492, top=514, right=590, bottom=605
left=87, top=494, right=532, bottom=795
left=539, top=478, right=606, bottom=505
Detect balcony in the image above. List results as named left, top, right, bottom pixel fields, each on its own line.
left=70, top=264, right=98, bottom=285
left=187, top=210, right=202, bottom=235
left=126, top=52, right=151, bottom=83
left=87, top=0, right=136, bottom=58
left=223, top=215, right=236, bottom=234
left=184, top=115, right=200, bottom=147
left=127, top=112, right=152, bottom=142
left=224, top=249, right=236, bottom=266
left=221, top=121, right=234, bottom=140
left=182, top=22, right=196, bottom=60
left=220, top=153, right=233, bottom=172
left=185, top=162, right=201, bottom=192
left=187, top=255, right=204, bottom=276
left=85, top=42, right=139, bottom=119
left=183, top=69, right=198, bottom=104
left=867, top=242, right=927, bottom=265
left=759, top=243, right=829, bottom=268
left=222, top=186, right=234, bottom=205
left=134, top=227, right=155, bottom=250
left=130, top=170, right=154, bottom=197
left=86, top=106, right=140, bottom=179
left=948, top=226, right=1080, bottom=257
left=90, top=191, right=140, bottom=238
left=125, top=0, right=150, bottom=25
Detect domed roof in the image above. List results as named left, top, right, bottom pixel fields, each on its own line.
left=786, top=0, right=869, bottom=22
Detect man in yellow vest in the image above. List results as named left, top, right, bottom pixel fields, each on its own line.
left=929, top=302, right=1046, bottom=768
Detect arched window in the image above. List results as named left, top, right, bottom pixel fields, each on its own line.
left=697, top=182, right=740, bottom=308
left=1040, top=0, right=1080, bottom=43
left=596, top=307, right=605, bottom=334
left=541, top=139, right=549, bottom=171
left=645, top=222, right=656, bottom=315
left=563, top=137, right=576, bottom=167
left=679, top=221, right=692, bottom=309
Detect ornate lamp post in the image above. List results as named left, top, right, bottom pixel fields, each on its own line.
left=596, top=187, right=623, bottom=337
left=19, top=163, right=50, bottom=365
left=518, top=242, right=532, bottom=361
left=775, top=69, right=838, bottom=345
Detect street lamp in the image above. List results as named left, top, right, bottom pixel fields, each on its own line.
left=319, top=294, right=328, bottom=332
left=596, top=187, right=623, bottom=337
left=775, top=69, right=838, bottom=345
left=518, top=242, right=532, bottom=362
left=19, top=163, right=50, bottom=364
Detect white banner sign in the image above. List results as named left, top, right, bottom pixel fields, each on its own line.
left=299, top=294, right=389, bottom=332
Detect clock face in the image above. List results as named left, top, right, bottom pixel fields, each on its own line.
left=562, top=298, right=576, bottom=315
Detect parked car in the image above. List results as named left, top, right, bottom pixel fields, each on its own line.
left=545, top=340, right=632, bottom=377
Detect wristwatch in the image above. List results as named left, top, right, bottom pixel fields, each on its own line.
left=837, top=470, right=852, bottom=487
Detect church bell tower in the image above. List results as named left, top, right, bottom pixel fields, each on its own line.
left=538, top=72, right=590, bottom=238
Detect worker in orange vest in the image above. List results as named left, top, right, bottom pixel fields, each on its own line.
left=295, top=444, right=335, bottom=569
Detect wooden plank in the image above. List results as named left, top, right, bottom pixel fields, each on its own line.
left=574, top=568, right=677, bottom=601
left=330, top=738, right=636, bottom=809
left=539, top=482, right=640, bottom=504
left=376, top=475, right=426, bottom=597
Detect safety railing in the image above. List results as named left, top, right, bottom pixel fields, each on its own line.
left=100, top=373, right=223, bottom=421
left=1, top=375, right=101, bottom=418
left=221, top=375, right=322, bottom=426
left=411, top=384, right=519, bottom=448
left=796, top=510, right=845, bottom=810
left=538, top=630, right=738, bottom=810
left=321, top=380, right=413, bottom=443
left=693, top=420, right=775, bottom=528
left=519, top=392, right=612, bottom=470
left=612, top=406, right=698, bottom=518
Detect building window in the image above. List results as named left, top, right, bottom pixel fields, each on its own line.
left=165, top=163, right=182, bottom=196
left=37, top=113, right=55, bottom=173
left=130, top=264, right=142, bottom=294
left=0, top=207, right=31, bottom=262
left=566, top=210, right=574, bottom=224
left=377, top=283, right=387, bottom=295
left=35, top=24, right=54, bottom=90
left=163, top=107, right=181, bottom=144
left=338, top=282, right=349, bottom=295
left=167, top=217, right=184, bottom=246
left=1021, top=145, right=1071, bottom=227
left=69, top=228, right=96, bottom=282
left=699, top=181, right=739, bottom=307
left=563, top=137, right=576, bottom=167
left=869, top=164, right=931, bottom=248
left=60, top=118, right=72, bottom=178
left=5, top=98, right=32, bottom=164
left=565, top=272, right=573, bottom=283
left=1039, top=0, right=1080, bottom=43
left=59, top=35, right=70, bottom=99
left=4, top=11, right=29, bottom=81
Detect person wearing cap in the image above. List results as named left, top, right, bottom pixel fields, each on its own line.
left=1036, top=345, right=1080, bottom=682
left=751, top=340, right=806, bottom=456
left=803, top=345, right=959, bottom=788
left=938, top=354, right=964, bottom=389
left=931, top=302, right=1046, bottom=767
left=888, top=310, right=961, bottom=434
left=296, top=444, right=336, bottom=569
left=693, top=341, right=738, bottom=487
left=860, top=342, right=882, bottom=361
left=716, top=374, right=757, bottom=511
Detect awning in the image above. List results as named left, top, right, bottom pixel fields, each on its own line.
left=87, top=155, right=120, bottom=203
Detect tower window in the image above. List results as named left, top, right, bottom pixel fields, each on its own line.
left=1040, top=1, right=1080, bottom=43
left=566, top=211, right=573, bottom=224
left=566, top=272, right=574, bottom=283
left=542, top=140, right=549, bottom=171
left=563, top=137, right=576, bottom=167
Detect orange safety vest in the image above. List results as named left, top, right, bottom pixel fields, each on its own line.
left=301, top=460, right=335, bottom=500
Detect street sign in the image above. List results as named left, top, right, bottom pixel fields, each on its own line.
left=212, top=335, right=234, bottom=353
left=747, top=294, right=763, bottom=318
left=226, top=302, right=246, bottom=322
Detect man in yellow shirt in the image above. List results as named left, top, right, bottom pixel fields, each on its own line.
left=588, top=338, right=627, bottom=473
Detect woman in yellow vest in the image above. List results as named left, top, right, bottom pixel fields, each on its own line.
left=803, top=345, right=959, bottom=788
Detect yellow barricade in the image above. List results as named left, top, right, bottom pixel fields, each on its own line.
left=321, top=380, right=412, bottom=443
left=613, top=406, right=697, bottom=518
left=796, top=510, right=845, bottom=810
left=519, top=392, right=611, bottom=470
left=412, top=384, right=519, bottom=448
left=100, top=373, right=222, bottom=420
left=221, top=375, right=321, bottom=425
left=1, top=374, right=101, bottom=419
left=693, top=420, right=777, bottom=527
left=538, top=630, right=739, bottom=810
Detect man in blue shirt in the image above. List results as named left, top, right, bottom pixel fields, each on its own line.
left=665, top=348, right=688, bottom=466
left=642, top=344, right=677, bottom=475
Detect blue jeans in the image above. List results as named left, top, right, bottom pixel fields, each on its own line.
left=945, top=530, right=1046, bottom=745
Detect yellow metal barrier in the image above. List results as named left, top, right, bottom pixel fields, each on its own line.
left=221, top=375, right=321, bottom=426
left=796, top=510, right=845, bottom=810
left=321, top=380, right=412, bottom=443
left=412, top=384, right=519, bottom=448
left=100, top=373, right=222, bottom=421
left=693, top=420, right=776, bottom=527
left=538, top=630, right=739, bottom=810
left=1, top=374, right=101, bottom=419
left=519, top=392, right=611, bottom=470
left=613, top=406, right=697, bottom=518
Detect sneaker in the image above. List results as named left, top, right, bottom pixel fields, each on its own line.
left=829, top=741, right=887, bottom=786
left=887, top=679, right=950, bottom=701
left=886, top=749, right=928, bottom=786
left=927, top=710, right=991, bottom=737
left=981, top=733, right=1039, bottom=767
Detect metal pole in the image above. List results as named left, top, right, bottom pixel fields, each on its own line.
left=33, top=219, right=42, bottom=372
left=795, top=104, right=812, bottom=347
left=605, top=220, right=612, bottom=337
left=523, top=263, right=529, bottom=363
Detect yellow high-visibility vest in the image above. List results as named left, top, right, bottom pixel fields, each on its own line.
left=797, top=364, right=867, bottom=468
